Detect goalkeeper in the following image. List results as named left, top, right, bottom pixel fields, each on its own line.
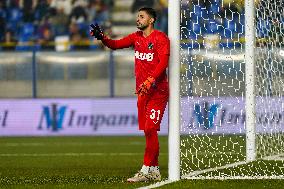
left=90, top=7, right=169, bottom=182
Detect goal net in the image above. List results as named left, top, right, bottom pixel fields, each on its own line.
left=179, top=0, right=284, bottom=179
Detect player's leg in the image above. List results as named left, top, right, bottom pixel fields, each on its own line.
left=127, top=128, right=161, bottom=182
left=127, top=96, right=149, bottom=182
left=127, top=128, right=160, bottom=182
left=127, top=91, right=168, bottom=182
left=142, top=94, right=168, bottom=181
left=143, top=128, right=159, bottom=167
left=143, top=127, right=161, bottom=181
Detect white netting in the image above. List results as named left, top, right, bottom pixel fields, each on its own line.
left=255, top=0, right=284, bottom=159
left=180, top=0, right=284, bottom=178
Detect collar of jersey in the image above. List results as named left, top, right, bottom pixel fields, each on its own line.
left=140, top=30, right=156, bottom=38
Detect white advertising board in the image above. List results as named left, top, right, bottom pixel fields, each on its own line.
left=0, top=97, right=283, bottom=136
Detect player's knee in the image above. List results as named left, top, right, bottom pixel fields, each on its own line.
left=144, top=127, right=156, bottom=134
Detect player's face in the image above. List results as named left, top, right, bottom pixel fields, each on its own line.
left=136, top=11, right=154, bottom=30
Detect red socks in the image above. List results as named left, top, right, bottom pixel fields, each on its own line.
left=143, top=128, right=159, bottom=166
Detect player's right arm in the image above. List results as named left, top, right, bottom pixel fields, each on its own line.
left=102, top=35, right=134, bottom=50
left=90, top=23, right=134, bottom=50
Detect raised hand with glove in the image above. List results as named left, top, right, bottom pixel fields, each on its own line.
left=90, top=23, right=104, bottom=40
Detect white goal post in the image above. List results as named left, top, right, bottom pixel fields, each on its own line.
left=168, top=0, right=181, bottom=181
left=245, top=0, right=256, bottom=162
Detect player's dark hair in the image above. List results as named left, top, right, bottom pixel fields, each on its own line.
left=138, top=7, right=157, bottom=23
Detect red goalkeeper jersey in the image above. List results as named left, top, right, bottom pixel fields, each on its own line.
left=102, top=30, right=170, bottom=91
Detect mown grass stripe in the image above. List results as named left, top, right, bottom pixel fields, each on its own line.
left=0, top=152, right=152, bottom=157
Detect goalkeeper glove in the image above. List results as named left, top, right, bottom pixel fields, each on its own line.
left=90, top=23, right=104, bottom=40
left=136, top=76, right=156, bottom=96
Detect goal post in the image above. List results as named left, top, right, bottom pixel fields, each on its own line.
left=245, top=0, right=256, bottom=162
left=168, top=0, right=181, bottom=181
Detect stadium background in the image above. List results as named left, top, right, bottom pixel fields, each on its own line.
left=0, top=0, right=284, bottom=188
left=0, top=0, right=252, bottom=98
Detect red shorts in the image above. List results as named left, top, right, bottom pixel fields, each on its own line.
left=137, top=85, right=169, bottom=131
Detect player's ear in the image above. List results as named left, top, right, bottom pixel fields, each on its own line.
left=150, top=17, right=155, bottom=24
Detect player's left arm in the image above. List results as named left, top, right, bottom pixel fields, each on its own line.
left=151, top=35, right=170, bottom=80
left=136, top=34, right=170, bottom=96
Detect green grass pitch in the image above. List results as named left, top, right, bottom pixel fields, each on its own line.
left=0, top=136, right=283, bottom=188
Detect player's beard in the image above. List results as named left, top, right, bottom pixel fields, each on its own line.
left=137, top=22, right=149, bottom=30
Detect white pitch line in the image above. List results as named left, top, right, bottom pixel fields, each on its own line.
left=262, top=153, right=284, bottom=161
left=139, top=153, right=284, bottom=188
left=182, top=153, right=284, bottom=179
left=137, top=158, right=284, bottom=188
left=182, top=161, right=248, bottom=178
left=185, top=176, right=284, bottom=180
left=137, top=179, right=177, bottom=189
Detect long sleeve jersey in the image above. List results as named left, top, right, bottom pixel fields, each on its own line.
left=102, top=30, right=170, bottom=91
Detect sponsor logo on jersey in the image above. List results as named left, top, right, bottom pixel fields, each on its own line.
left=148, top=42, right=153, bottom=50
left=135, top=51, right=154, bottom=61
